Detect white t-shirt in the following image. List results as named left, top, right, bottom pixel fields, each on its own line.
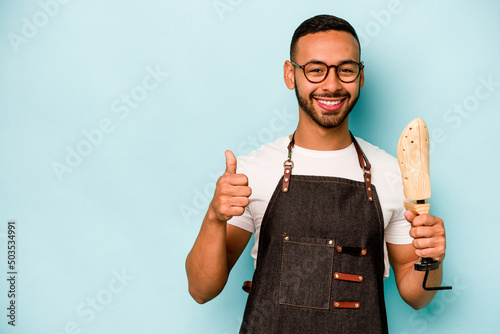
left=228, top=136, right=413, bottom=279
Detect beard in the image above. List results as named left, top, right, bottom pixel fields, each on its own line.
left=295, top=86, right=359, bottom=129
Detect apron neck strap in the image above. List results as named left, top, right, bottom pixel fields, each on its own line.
left=350, top=134, right=374, bottom=202
left=282, top=132, right=374, bottom=202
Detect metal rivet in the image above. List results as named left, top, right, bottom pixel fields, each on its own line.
left=367, top=187, right=371, bottom=191
left=358, top=276, right=363, bottom=281
left=366, top=177, right=370, bottom=182
left=284, top=178, right=289, bottom=182
left=361, top=249, right=367, bottom=256
left=335, top=274, right=339, bottom=279
left=337, top=246, right=342, bottom=253
left=334, top=302, right=339, bottom=307
left=328, top=240, right=333, bottom=245
left=369, top=197, right=373, bottom=201
left=285, top=236, right=289, bottom=241
left=283, top=187, right=288, bottom=191
left=354, top=303, right=359, bottom=308
left=285, top=170, right=290, bottom=173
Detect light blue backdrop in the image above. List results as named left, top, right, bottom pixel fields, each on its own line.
left=0, top=0, right=498, bottom=333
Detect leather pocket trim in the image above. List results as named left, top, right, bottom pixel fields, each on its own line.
left=334, top=272, right=364, bottom=283
left=333, top=301, right=360, bottom=309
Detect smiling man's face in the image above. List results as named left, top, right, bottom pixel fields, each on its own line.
left=288, top=30, right=364, bottom=129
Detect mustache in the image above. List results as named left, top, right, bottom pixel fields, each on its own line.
left=312, top=92, right=350, bottom=99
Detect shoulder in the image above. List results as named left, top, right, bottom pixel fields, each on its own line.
left=355, top=138, right=407, bottom=235
left=236, top=136, right=289, bottom=174
left=355, top=137, right=399, bottom=171
left=355, top=137, right=403, bottom=196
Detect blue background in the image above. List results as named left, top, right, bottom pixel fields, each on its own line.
left=0, top=0, right=499, bottom=333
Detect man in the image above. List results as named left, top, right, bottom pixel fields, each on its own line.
left=186, top=15, right=447, bottom=333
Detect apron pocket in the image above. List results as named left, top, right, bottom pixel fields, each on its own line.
left=279, top=234, right=335, bottom=309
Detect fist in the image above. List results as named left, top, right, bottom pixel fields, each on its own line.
left=209, top=150, right=252, bottom=223
left=406, top=211, right=446, bottom=263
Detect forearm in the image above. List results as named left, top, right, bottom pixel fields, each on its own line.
left=395, top=260, right=443, bottom=310
left=393, top=211, right=447, bottom=309
left=186, top=210, right=229, bottom=304
left=186, top=150, right=253, bottom=303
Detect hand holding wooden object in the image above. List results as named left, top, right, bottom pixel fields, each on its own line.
left=397, top=118, right=451, bottom=291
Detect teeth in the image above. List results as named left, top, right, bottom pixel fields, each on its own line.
left=318, top=99, right=341, bottom=106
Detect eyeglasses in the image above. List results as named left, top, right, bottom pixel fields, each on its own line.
left=291, top=60, right=364, bottom=83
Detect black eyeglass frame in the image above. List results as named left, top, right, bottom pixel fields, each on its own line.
left=291, top=60, right=365, bottom=84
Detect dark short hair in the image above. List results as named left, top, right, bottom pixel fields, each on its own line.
left=290, top=14, right=361, bottom=60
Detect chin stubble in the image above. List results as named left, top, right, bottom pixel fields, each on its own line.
left=295, top=88, right=358, bottom=129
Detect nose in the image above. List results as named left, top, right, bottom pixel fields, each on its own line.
left=319, top=67, right=343, bottom=92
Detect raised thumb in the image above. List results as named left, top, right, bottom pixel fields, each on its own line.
left=224, top=150, right=237, bottom=175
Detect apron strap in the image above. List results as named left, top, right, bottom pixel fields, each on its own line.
left=281, top=133, right=295, bottom=193
left=351, top=134, right=374, bottom=202
left=281, top=132, right=374, bottom=202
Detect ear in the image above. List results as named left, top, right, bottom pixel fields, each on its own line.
left=359, top=67, right=365, bottom=89
left=283, top=60, right=295, bottom=90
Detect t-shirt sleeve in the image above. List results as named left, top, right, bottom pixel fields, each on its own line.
left=227, top=206, right=255, bottom=233
left=384, top=204, right=412, bottom=244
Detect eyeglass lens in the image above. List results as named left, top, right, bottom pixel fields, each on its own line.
left=304, top=62, right=360, bottom=83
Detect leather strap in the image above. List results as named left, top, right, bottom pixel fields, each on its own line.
left=242, top=281, right=252, bottom=293
left=336, top=245, right=368, bottom=256
left=334, top=272, right=364, bottom=283
left=281, top=135, right=295, bottom=192
left=333, top=301, right=360, bottom=309
left=351, top=134, right=374, bottom=202
left=282, top=164, right=292, bottom=192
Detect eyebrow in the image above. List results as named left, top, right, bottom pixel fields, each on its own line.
left=306, top=58, right=357, bottom=64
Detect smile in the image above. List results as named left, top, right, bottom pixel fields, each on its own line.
left=314, top=98, right=345, bottom=111
left=317, top=99, right=341, bottom=106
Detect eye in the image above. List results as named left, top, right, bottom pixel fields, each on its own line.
left=307, top=67, right=325, bottom=73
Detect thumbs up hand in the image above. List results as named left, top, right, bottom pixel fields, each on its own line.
left=209, top=150, right=252, bottom=223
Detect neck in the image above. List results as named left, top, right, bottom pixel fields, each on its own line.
left=292, top=115, right=352, bottom=151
